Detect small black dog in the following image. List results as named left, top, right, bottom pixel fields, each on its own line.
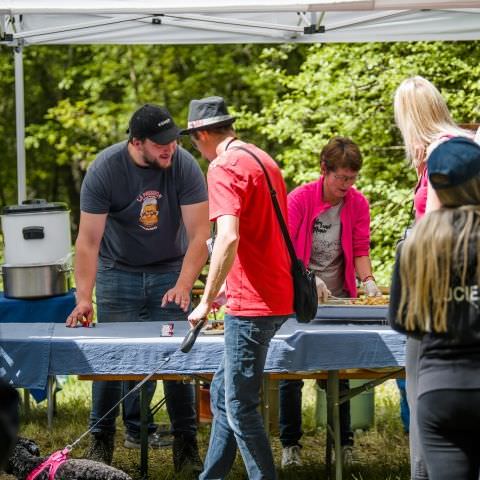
left=6, top=437, right=132, bottom=480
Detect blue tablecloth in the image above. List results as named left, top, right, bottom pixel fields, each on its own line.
left=0, top=318, right=406, bottom=390
left=0, top=291, right=76, bottom=398
left=0, top=290, right=76, bottom=323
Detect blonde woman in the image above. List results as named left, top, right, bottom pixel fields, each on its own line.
left=389, top=137, right=480, bottom=480
left=393, top=76, right=473, bottom=480
left=394, top=76, right=472, bottom=219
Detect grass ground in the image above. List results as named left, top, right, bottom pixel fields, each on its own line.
left=1, top=378, right=409, bottom=480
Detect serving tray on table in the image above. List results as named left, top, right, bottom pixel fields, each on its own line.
left=202, top=320, right=225, bottom=335
left=315, top=302, right=389, bottom=323
left=202, top=328, right=225, bottom=335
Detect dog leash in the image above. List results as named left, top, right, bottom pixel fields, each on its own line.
left=23, top=318, right=207, bottom=479
left=23, top=363, right=169, bottom=480
left=66, top=317, right=207, bottom=452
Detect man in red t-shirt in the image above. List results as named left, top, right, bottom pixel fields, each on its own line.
left=183, top=96, right=293, bottom=479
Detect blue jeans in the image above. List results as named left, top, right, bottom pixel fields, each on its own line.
left=279, top=379, right=353, bottom=447
left=396, top=378, right=410, bottom=433
left=89, top=263, right=197, bottom=439
left=200, top=314, right=288, bottom=480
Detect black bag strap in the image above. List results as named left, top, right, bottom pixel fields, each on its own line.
left=234, top=146, right=298, bottom=264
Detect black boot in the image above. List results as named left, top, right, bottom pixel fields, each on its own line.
left=85, top=432, right=114, bottom=465
left=172, top=435, right=203, bottom=475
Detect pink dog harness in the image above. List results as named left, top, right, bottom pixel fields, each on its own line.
left=26, top=447, right=70, bottom=480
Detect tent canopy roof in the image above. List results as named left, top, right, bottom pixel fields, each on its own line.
left=2, top=1, right=480, bottom=45
left=2, top=1, right=480, bottom=204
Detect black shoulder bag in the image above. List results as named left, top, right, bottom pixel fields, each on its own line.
left=235, top=146, right=318, bottom=323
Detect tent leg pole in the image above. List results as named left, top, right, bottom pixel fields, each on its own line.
left=14, top=44, right=27, bottom=204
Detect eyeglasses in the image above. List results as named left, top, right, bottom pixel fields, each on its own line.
left=332, top=173, right=359, bottom=183
left=189, top=134, right=199, bottom=151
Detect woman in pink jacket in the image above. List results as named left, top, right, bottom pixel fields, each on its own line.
left=279, top=137, right=380, bottom=468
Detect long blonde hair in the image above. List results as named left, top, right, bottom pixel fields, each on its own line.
left=394, top=76, right=470, bottom=168
left=398, top=177, right=480, bottom=332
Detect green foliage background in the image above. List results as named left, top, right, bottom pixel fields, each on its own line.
left=0, top=41, right=479, bottom=283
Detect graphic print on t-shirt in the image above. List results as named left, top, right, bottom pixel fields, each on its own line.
left=137, top=190, right=162, bottom=231
left=309, top=202, right=345, bottom=297
left=313, top=219, right=331, bottom=234
left=311, top=217, right=341, bottom=266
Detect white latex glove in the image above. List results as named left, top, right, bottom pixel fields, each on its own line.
left=364, top=279, right=382, bottom=297
left=315, top=276, right=331, bottom=303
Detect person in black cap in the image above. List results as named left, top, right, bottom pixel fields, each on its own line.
left=65, top=104, right=209, bottom=474
left=389, top=137, right=480, bottom=480
left=394, top=76, right=475, bottom=480
left=184, top=96, right=294, bottom=480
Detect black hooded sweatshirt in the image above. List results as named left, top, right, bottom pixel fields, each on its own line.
left=388, top=239, right=480, bottom=396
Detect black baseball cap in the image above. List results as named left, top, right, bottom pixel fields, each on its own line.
left=127, top=104, right=179, bottom=145
left=428, top=137, right=480, bottom=190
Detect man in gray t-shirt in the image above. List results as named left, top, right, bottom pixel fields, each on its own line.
left=65, top=104, right=209, bottom=473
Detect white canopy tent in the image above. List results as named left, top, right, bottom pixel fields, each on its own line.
left=2, top=0, right=480, bottom=202
left=3, top=1, right=480, bottom=45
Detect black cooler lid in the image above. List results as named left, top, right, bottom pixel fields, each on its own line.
left=2, top=199, right=69, bottom=215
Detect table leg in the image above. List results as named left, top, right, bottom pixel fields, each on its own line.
left=140, top=383, right=149, bottom=479
left=22, top=388, right=30, bottom=419
left=47, top=375, right=55, bottom=429
left=53, top=383, right=57, bottom=416
left=326, top=397, right=332, bottom=478
left=326, top=370, right=342, bottom=480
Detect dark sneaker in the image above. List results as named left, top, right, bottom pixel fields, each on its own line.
left=85, top=432, right=114, bottom=465
left=281, top=445, right=302, bottom=468
left=341, top=445, right=356, bottom=467
left=172, top=436, right=203, bottom=474
left=124, top=431, right=172, bottom=449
